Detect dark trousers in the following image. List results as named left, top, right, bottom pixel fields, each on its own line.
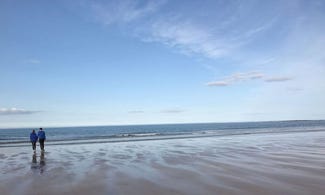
left=39, top=139, right=45, bottom=150
left=32, top=142, right=36, bottom=150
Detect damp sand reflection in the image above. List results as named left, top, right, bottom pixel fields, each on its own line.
left=1, top=131, right=324, bottom=195
left=31, top=151, right=46, bottom=174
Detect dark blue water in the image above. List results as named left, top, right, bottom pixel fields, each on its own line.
left=1, top=120, right=325, bottom=146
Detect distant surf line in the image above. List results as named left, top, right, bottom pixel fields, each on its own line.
left=1, top=128, right=325, bottom=148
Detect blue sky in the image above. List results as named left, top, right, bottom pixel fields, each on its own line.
left=1, top=0, right=325, bottom=128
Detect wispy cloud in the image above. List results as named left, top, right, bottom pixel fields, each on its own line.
left=264, top=77, right=293, bottom=82
left=256, top=57, right=276, bottom=65
left=286, top=87, right=303, bottom=92
left=147, top=20, right=231, bottom=58
left=207, top=71, right=294, bottom=87
left=79, top=0, right=275, bottom=59
left=206, top=81, right=230, bottom=87
left=0, top=108, right=40, bottom=115
left=143, top=3, right=277, bottom=59
left=89, top=0, right=165, bottom=25
left=160, top=109, right=185, bottom=114
left=128, top=110, right=144, bottom=114
left=24, top=59, right=41, bottom=64
left=206, top=71, right=264, bottom=87
left=245, top=112, right=270, bottom=116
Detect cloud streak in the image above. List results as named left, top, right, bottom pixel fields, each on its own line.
left=79, top=0, right=276, bottom=59
left=128, top=110, right=145, bottom=114
left=142, top=1, right=280, bottom=59
left=148, top=20, right=231, bottom=58
left=264, top=77, right=293, bottom=82
left=160, top=109, right=185, bottom=114
left=207, top=72, right=293, bottom=87
left=206, top=81, right=229, bottom=87
left=24, top=59, right=41, bottom=64
left=89, top=0, right=165, bottom=25
left=207, top=71, right=265, bottom=87
left=0, top=108, right=40, bottom=115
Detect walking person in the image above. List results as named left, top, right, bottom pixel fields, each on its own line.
left=38, top=128, right=46, bottom=151
left=30, top=129, right=38, bottom=152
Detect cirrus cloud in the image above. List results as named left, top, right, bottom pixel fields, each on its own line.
left=160, top=109, right=185, bottom=114
left=207, top=71, right=293, bottom=87
left=206, top=71, right=265, bottom=87
left=88, top=0, right=166, bottom=25
left=24, top=59, right=41, bottom=64
left=74, top=0, right=276, bottom=59
left=0, top=108, right=40, bottom=115
left=128, top=110, right=145, bottom=114
left=264, top=77, right=293, bottom=82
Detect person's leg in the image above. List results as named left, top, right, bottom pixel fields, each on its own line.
left=32, top=142, right=36, bottom=150
left=39, top=139, right=44, bottom=150
left=42, top=139, right=45, bottom=150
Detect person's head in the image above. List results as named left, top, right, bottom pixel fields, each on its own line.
left=40, top=128, right=43, bottom=131
left=32, top=129, right=35, bottom=133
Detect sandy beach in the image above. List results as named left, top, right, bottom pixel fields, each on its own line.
left=1, top=131, right=325, bottom=195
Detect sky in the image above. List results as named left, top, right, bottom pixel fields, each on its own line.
left=1, top=0, right=325, bottom=128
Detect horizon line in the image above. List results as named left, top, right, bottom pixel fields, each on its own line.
left=1, top=119, right=324, bottom=130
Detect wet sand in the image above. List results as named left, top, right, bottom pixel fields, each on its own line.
left=1, top=131, right=325, bottom=195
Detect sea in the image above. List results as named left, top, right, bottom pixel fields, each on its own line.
left=1, top=120, right=325, bottom=147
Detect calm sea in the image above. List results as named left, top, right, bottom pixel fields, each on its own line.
left=1, top=120, right=325, bottom=147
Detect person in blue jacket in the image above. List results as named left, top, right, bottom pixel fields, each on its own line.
left=38, top=128, right=46, bottom=151
left=30, top=129, right=38, bottom=152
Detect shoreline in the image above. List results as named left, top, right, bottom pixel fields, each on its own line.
left=1, top=131, right=325, bottom=195
left=2, top=128, right=325, bottom=148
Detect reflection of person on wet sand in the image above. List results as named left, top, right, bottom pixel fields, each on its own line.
left=31, top=152, right=46, bottom=174
left=40, top=152, right=46, bottom=174
left=31, top=153, right=38, bottom=170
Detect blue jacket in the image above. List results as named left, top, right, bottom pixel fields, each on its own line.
left=30, top=132, right=38, bottom=142
left=38, top=130, right=46, bottom=140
